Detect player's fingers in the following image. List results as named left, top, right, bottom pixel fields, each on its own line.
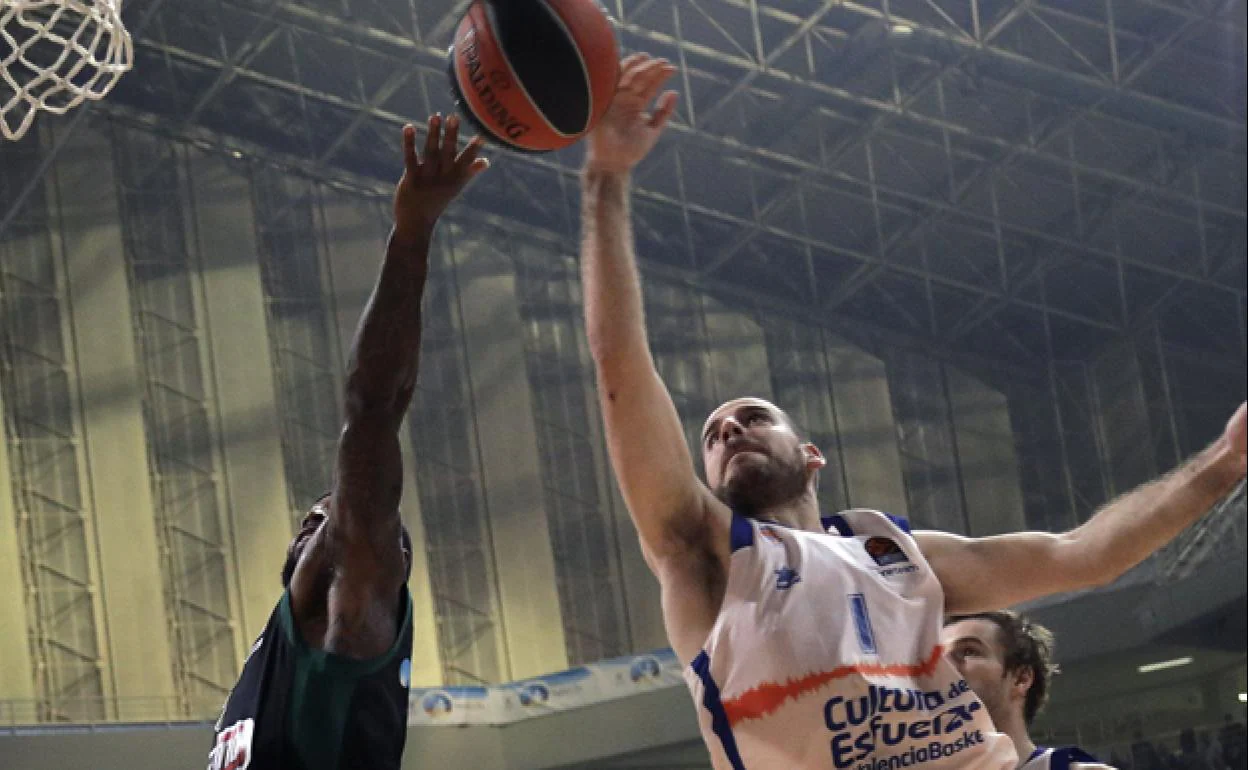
left=619, top=52, right=647, bottom=72
left=618, top=53, right=654, bottom=92
left=633, top=59, right=676, bottom=102
left=455, top=135, right=486, bottom=171
left=450, top=156, right=491, bottom=199
left=401, top=123, right=419, bottom=172
left=648, top=90, right=680, bottom=130
left=441, top=115, right=461, bottom=170
left=422, top=114, right=442, bottom=173
left=627, top=57, right=668, bottom=89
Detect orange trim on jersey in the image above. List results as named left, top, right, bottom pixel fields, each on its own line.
left=719, top=644, right=945, bottom=727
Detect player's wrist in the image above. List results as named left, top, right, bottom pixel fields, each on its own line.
left=1193, top=435, right=1245, bottom=493
left=388, top=223, right=434, bottom=253
left=582, top=159, right=634, bottom=176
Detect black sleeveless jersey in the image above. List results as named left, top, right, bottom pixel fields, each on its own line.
left=208, top=587, right=414, bottom=770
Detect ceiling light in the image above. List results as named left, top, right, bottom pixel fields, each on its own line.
left=1238, top=692, right=1247, bottom=703
left=1137, top=656, right=1193, bottom=674
left=891, top=24, right=914, bottom=36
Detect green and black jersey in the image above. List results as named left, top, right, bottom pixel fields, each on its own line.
left=208, top=587, right=414, bottom=770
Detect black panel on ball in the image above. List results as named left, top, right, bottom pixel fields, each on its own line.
left=446, top=53, right=548, bottom=153
left=485, top=0, right=591, bottom=136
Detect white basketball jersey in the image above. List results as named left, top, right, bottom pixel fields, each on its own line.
left=1022, top=747, right=1115, bottom=770
left=682, top=508, right=1017, bottom=770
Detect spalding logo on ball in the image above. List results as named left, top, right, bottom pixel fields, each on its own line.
left=448, top=0, right=620, bottom=152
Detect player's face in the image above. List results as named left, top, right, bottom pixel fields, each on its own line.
left=701, top=398, right=810, bottom=513
left=281, top=504, right=327, bottom=587
left=941, top=619, right=1013, bottom=724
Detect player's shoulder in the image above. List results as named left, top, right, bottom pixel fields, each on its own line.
left=823, top=508, right=912, bottom=536
left=1025, top=746, right=1116, bottom=770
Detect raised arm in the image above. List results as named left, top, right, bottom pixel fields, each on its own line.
left=582, top=55, right=723, bottom=565
left=920, top=403, right=1246, bottom=615
left=291, top=115, right=487, bottom=654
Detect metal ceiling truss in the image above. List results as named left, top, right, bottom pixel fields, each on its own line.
left=23, top=0, right=1248, bottom=365
left=97, top=101, right=1050, bottom=384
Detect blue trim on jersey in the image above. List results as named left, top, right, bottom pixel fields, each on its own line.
left=882, top=512, right=911, bottom=533
left=822, top=511, right=910, bottom=535
left=691, top=651, right=747, bottom=770
left=729, top=514, right=754, bottom=552
left=825, top=514, right=853, bottom=537
left=848, top=594, right=878, bottom=654
left=1046, top=746, right=1101, bottom=770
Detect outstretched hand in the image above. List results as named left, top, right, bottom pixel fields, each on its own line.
left=585, top=53, right=679, bottom=173
left=393, top=114, right=489, bottom=244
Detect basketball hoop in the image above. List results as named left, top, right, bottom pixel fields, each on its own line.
left=1, top=0, right=134, bottom=142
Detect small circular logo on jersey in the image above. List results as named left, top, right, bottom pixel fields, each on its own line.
left=398, top=658, right=411, bottom=689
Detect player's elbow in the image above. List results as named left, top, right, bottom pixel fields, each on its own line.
left=343, top=381, right=408, bottom=429
left=340, top=405, right=403, bottom=448
left=587, top=323, right=650, bottom=372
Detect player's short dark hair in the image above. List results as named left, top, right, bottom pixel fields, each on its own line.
left=950, top=610, right=1058, bottom=724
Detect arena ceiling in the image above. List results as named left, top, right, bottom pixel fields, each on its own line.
left=44, top=0, right=1248, bottom=364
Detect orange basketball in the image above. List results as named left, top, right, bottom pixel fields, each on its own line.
left=447, top=0, right=620, bottom=153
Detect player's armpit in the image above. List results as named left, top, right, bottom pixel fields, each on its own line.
left=915, top=529, right=1088, bottom=615
left=288, top=417, right=405, bottom=658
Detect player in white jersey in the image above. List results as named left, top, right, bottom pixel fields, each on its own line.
left=578, top=52, right=1248, bottom=770
left=943, top=612, right=1115, bottom=769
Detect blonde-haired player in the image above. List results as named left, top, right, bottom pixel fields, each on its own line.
left=944, top=612, right=1115, bottom=769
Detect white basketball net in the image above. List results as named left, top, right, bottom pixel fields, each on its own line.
left=1, top=0, right=134, bottom=141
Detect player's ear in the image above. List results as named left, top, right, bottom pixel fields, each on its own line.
left=1010, top=665, right=1035, bottom=698
left=802, top=443, right=826, bottom=472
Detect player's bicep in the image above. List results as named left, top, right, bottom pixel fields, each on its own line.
left=915, top=529, right=1083, bottom=615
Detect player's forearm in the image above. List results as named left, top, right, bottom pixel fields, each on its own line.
left=580, top=169, right=653, bottom=373
left=1066, top=436, right=1243, bottom=586
left=578, top=168, right=709, bottom=557
left=343, top=228, right=430, bottom=427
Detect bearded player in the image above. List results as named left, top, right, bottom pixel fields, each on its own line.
left=579, top=53, right=1248, bottom=769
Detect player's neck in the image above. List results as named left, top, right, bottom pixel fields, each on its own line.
left=1002, top=716, right=1037, bottom=767
left=755, top=491, right=823, bottom=533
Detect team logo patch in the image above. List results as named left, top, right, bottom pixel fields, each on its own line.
left=759, top=526, right=783, bottom=545
left=208, top=718, right=254, bottom=770
left=864, top=536, right=908, bottom=567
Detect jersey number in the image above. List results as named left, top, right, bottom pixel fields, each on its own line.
left=849, top=594, right=877, bottom=655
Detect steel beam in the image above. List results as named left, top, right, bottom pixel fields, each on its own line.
left=125, top=35, right=1245, bottom=305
